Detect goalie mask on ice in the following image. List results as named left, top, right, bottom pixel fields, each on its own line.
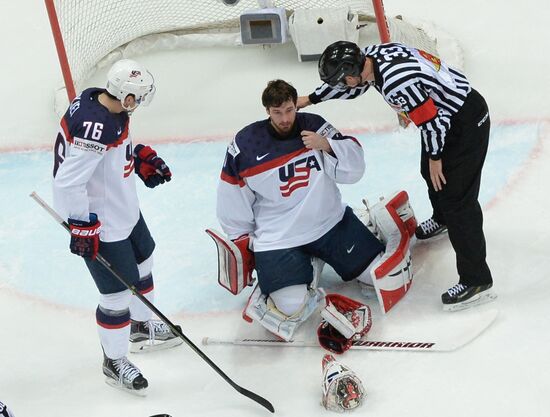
left=321, top=354, right=366, bottom=412
left=205, top=229, right=255, bottom=295
left=355, top=191, right=416, bottom=313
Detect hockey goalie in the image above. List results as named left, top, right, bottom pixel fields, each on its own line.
left=206, top=189, right=417, bottom=342
left=208, top=77, right=417, bottom=343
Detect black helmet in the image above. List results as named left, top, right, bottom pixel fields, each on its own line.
left=318, top=41, right=365, bottom=86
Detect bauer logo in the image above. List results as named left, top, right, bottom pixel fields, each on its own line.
left=73, top=138, right=107, bottom=155
left=278, top=155, right=321, bottom=197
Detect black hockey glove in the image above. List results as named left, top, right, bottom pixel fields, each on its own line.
left=134, top=144, right=172, bottom=188
left=68, top=213, right=101, bottom=260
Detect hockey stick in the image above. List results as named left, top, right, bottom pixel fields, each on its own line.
left=202, top=308, right=499, bottom=352
left=29, top=192, right=274, bottom=413
left=203, top=337, right=443, bottom=351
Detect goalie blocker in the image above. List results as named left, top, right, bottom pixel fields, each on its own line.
left=205, top=229, right=255, bottom=295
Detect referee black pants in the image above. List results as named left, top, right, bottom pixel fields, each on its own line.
left=420, top=89, right=492, bottom=287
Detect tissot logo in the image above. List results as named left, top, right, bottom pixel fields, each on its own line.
left=278, top=155, right=321, bottom=197
left=73, top=138, right=106, bottom=154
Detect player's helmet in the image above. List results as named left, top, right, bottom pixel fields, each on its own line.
left=318, top=41, right=365, bottom=87
left=106, top=59, right=156, bottom=111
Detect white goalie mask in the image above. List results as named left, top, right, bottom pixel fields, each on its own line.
left=106, top=59, right=156, bottom=112
left=321, top=354, right=365, bottom=412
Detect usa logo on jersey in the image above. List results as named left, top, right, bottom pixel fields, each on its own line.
left=279, top=155, right=321, bottom=197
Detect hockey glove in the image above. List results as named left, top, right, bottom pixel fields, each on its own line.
left=68, top=213, right=101, bottom=260
left=317, top=294, right=372, bottom=354
left=134, top=144, right=172, bottom=188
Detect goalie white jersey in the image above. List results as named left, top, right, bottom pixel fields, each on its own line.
left=217, top=112, right=365, bottom=252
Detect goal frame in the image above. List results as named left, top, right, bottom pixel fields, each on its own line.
left=45, top=0, right=393, bottom=102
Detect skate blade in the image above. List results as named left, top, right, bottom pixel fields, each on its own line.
left=105, top=377, right=148, bottom=397
left=130, top=337, right=183, bottom=354
left=443, top=291, right=497, bottom=312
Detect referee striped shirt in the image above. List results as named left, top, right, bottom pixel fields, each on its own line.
left=308, top=43, right=472, bottom=159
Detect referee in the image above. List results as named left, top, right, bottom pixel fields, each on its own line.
left=298, top=41, right=494, bottom=310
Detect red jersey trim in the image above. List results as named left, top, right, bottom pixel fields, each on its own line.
left=221, top=171, right=245, bottom=187
left=240, top=147, right=309, bottom=178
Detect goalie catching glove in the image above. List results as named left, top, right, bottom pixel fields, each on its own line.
left=318, top=294, right=372, bottom=354
left=321, top=354, right=366, bottom=412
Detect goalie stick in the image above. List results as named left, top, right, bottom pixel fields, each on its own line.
left=202, top=308, right=498, bottom=352
left=29, top=192, right=274, bottom=414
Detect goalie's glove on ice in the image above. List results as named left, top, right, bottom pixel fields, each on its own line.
left=134, top=144, right=172, bottom=188
left=68, top=213, right=101, bottom=260
left=318, top=293, right=372, bottom=354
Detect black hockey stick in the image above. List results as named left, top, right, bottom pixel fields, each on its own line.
left=30, top=192, right=274, bottom=413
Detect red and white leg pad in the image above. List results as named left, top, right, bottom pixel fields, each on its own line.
left=205, top=229, right=255, bottom=295
left=358, top=190, right=417, bottom=240
left=358, top=191, right=415, bottom=313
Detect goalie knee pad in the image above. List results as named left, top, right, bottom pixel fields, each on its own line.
left=269, top=284, right=309, bottom=316
left=244, top=284, right=324, bottom=341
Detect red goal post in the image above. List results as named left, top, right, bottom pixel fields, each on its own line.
left=45, top=0, right=437, bottom=102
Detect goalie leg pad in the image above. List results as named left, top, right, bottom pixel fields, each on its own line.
left=358, top=192, right=415, bottom=313
left=357, top=190, right=417, bottom=241
left=244, top=283, right=324, bottom=341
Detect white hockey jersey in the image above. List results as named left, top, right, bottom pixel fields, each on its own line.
left=217, top=112, right=365, bottom=252
left=52, top=88, right=140, bottom=242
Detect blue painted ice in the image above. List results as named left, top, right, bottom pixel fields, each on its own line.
left=1, top=123, right=540, bottom=313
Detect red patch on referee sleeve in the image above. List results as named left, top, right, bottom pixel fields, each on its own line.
left=408, top=98, right=438, bottom=126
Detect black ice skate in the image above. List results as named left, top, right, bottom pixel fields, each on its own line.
left=442, top=283, right=497, bottom=311
left=129, top=319, right=183, bottom=353
left=415, top=217, right=447, bottom=240
left=103, top=355, right=148, bottom=396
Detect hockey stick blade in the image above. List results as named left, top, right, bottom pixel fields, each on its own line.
left=29, top=192, right=275, bottom=413
left=203, top=308, right=498, bottom=352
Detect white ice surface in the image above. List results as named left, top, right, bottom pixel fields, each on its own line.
left=1, top=1, right=550, bottom=416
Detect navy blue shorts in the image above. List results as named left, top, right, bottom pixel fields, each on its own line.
left=84, top=213, right=155, bottom=294
left=255, top=206, right=384, bottom=294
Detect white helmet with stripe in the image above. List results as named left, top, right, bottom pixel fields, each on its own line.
left=106, top=59, right=155, bottom=111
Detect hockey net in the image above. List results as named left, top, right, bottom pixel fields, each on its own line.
left=46, top=0, right=457, bottom=101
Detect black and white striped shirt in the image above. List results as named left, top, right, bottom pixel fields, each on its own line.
left=309, top=43, right=471, bottom=158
